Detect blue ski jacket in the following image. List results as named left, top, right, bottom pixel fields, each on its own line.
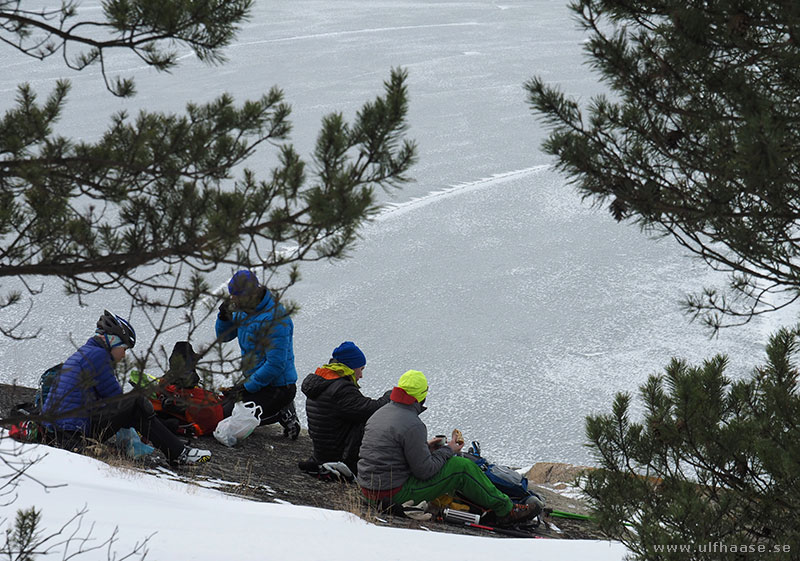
left=42, top=337, right=123, bottom=433
left=215, top=290, right=297, bottom=392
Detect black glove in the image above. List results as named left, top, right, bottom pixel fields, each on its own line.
left=218, top=301, right=232, bottom=322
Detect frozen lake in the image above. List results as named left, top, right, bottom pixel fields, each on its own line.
left=0, top=1, right=784, bottom=465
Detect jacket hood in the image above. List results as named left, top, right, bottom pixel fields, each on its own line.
left=319, top=363, right=359, bottom=386
left=253, top=288, right=274, bottom=312
left=301, top=372, right=329, bottom=399
left=390, top=387, right=426, bottom=415
left=302, top=365, right=355, bottom=399
left=235, top=288, right=277, bottom=318
left=90, top=335, right=113, bottom=355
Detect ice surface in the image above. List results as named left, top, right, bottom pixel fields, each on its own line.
left=0, top=0, right=787, bottom=466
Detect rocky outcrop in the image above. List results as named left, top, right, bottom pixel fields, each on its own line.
left=526, top=461, right=594, bottom=487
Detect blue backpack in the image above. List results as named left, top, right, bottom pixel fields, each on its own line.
left=34, top=363, right=63, bottom=411
left=462, top=441, right=545, bottom=507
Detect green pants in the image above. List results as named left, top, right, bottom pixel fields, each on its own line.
left=392, top=456, right=513, bottom=516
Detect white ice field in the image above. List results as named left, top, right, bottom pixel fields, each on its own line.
left=0, top=0, right=786, bottom=466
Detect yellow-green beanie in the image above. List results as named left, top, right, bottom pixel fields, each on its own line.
left=397, top=369, right=428, bottom=402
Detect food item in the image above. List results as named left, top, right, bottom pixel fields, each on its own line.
left=452, top=428, right=464, bottom=445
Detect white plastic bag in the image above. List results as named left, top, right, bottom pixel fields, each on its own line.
left=213, top=401, right=262, bottom=447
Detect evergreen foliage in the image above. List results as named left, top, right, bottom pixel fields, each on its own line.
left=0, top=505, right=150, bottom=559
left=2, top=508, right=40, bottom=561
left=526, top=0, right=800, bottom=331
left=583, top=326, right=800, bottom=559
left=0, top=1, right=416, bottom=366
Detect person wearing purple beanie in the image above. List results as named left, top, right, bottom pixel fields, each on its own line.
left=299, top=341, right=391, bottom=476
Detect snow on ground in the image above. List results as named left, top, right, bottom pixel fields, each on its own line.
left=2, top=437, right=627, bottom=560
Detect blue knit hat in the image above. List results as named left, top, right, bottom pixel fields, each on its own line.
left=228, top=270, right=260, bottom=296
left=331, top=341, right=366, bottom=370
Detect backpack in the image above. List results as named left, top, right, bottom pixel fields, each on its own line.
left=34, top=363, right=63, bottom=411
left=155, top=384, right=225, bottom=436
left=8, top=363, right=62, bottom=444
left=461, top=441, right=545, bottom=507
left=129, top=370, right=224, bottom=437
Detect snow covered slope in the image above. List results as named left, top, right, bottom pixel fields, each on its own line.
left=3, top=437, right=627, bottom=560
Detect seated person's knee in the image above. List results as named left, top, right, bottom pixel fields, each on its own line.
left=134, top=394, right=156, bottom=418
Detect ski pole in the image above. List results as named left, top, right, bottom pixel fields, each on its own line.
left=465, top=522, right=539, bottom=538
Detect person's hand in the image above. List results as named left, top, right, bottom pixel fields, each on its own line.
left=221, top=381, right=245, bottom=399
left=448, top=429, right=465, bottom=453
left=447, top=439, right=464, bottom=453
left=427, top=436, right=445, bottom=451
left=218, top=301, right=232, bottom=322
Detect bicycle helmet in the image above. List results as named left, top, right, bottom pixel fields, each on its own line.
left=96, top=310, right=136, bottom=349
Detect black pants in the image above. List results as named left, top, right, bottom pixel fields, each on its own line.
left=341, top=422, right=367, bottom=475
left=54, top=394, right=186, bottom=462
left=224, top=384, right=297, bottom=427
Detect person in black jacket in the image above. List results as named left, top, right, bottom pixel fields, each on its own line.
left=300, top=341, right=390, bottom=476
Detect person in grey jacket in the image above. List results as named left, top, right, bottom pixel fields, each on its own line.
left=357, top=369, right=536, bottom=525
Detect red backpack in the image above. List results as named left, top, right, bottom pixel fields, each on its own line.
left=153, top=384, right=224, bottom=436
left=130, top=342, right=225, bottom=436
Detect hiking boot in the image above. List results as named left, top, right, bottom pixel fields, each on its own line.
left=298, top=459, right=327, bottom=480
left=283, top=418, right=301, bottom=440
left=298, top=458, right=319, bottom=473
left=172, top=446, right=211, bottom=466
left=321, top=461, right=355, bottom=483
left=495, top=504, right=536, bottom=526
left=279, top=403, right=301, bottom=440
left=400, top=500, right=432, bottom=521
left=524, top=494, right=545, bottom=518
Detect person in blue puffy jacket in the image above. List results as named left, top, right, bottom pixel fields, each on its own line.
left=216, top=270, right=301, bottom=439
left=43, top=310, right=211, bottom=465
